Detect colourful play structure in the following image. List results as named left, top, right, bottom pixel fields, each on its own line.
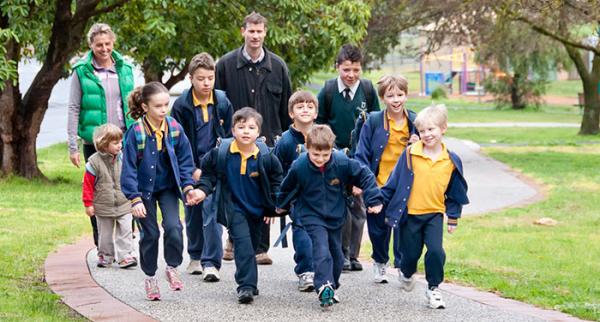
left=419, top=46, right=487, bottom=96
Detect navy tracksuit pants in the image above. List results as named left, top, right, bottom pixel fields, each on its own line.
left=137, top=188, right=184, bottom=276
left=184, top=194, right=223, bottom=269
left=305, top=224, right=344, bottom=292
left=367, top=212, right=402, bottom=267
left=399, top=213, right=446, bottom=288
left=227, top=211, right=262, bottom=293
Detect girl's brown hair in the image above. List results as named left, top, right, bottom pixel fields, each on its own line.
left=127, top=81, right=169, bottom=120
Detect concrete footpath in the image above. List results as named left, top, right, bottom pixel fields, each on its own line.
left=45, top=138, right=585, bottom=321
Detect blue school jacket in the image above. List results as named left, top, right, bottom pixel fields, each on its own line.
left=278, top=151, right=383, bottom=229
left=381, top=147, right=469, bottom=228
left=273, top=125, right=306, bottom=174
left=121, top=117, right=196, bottom=203
left=355, top=109, right=417, bottom=176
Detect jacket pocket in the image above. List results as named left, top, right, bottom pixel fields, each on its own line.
left=266, top=82, right=282, bottom=97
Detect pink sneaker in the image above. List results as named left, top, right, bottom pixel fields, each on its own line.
left=97, top=255, right=113, bottom=268
left=144, top=277, right=161, bottom=301
left=165, top=267, right=183, bottom=291
left=118, top=257, right=138, bottom=269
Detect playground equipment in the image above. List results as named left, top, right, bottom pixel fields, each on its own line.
left=419, top=47, right=487, bottom=97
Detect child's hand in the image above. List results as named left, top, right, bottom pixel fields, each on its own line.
left=408, top=134, right=420, bottom=144
left=85, top=206, right=95, bottom=217
left=447, top=225, right=457, bottom=234
left=263, top=216, right=276, bottom=224
left=352, top=186, right=363, bottom=196
left=192, top=168, right=202, bottom=182
left=132, top=203, right=146, bottom=218
left=367, top=204, right=383, bottom=214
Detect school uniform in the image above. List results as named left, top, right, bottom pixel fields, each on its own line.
left=381, top=141, right=469, bottom=288
left=273, top=125, right=313, bottom=276
left=171, top=88, right=233, bottom=269
left=121, top=116, right=195, bottom=276
left=278, top=151, right=382, bottom=292
left=354, top=109, right=417, bottom=267
left=198, top=140, right=283, bottom=293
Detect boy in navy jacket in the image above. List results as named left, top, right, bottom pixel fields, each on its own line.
left=273, top=90, right=318, bottom=292
left=381, top=104, right=469, bottom=309
left=171, top=52, right=233, bottom=281
left=277, top=125, right=383, bottom=308
left=195, top=107, right=283, bottom=304
left=354, top=75, right=419, bottom=283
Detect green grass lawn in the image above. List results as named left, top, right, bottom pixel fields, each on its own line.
left=0, top=144, right=87, bottom=321
left=361, top=145, right=600, bottom=321
left=546, top=79, right=583, bottom=97
left=447, top=127, right=600, bottom=146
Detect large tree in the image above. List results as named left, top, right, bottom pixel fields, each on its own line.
left=106, top=0, right=371, bottom=90
left=0, top=0, right=129, bottom=179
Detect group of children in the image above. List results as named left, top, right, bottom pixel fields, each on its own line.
left=80, top=45, right=469, bottom=309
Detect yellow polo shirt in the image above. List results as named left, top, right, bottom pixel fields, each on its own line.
left=376, top=114, right=409, bottom=187
left=192, top=90, right=213, bottom=123
left=407, top=141, right=454, bottom=215
left=229, top=140, right=259, bottom=175
left=144, top=117, right=167, bottom=151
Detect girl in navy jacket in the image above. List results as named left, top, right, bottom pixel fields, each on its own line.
left=121, top=82, right=202, bottom=301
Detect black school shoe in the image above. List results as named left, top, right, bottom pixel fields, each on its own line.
left=342, top=258, right=351, bottom=271
left=237, top=289, right=254, bottom=304
left=350, top=258, right=363, bottom=271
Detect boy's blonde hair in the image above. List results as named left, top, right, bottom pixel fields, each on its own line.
left=233, top=107, right=263, bottom=131
left=414, top=104, right=448, bottom=130
left=188, top=52, right=215, bottom=76
left=377, top=75, right=408, bottom=98
left=288, top=90, right=318, bottom=113
left=93, top=124, right=123, bottom=152
left=306, top=125, right=336, bottom=150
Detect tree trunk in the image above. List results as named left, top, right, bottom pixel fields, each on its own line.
left=142, top=58, right=164, bottom=84
left=510, top=73, right=526, bottom=110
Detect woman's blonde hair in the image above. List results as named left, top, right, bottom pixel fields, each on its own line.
left=87, top=23, right=116, bottom=46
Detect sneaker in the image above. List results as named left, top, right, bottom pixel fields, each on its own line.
left=317, top=283, right=335, bottom=308
left=223, top=239, right=234, bottom=261
left=426, top=287, right=446, bottom=309
left=237, top=289, right=254, bottom=304
left=165, top=267, right=184, bottom=291
left=350, top=258, right=363, bottom=271
left=96, top=255, right=112, bottom=268
left=332, top=294, right=341, bottom=304
left=186, top=260, right=203, bottom=275
left=256, top=252, right=273, bottom=265
left=144, top=277, right=161, bottom=301
left=203, top=266, right=220, bottom=282
left=399, top=270, right=416, bottom=292
left=298, top=272, right=314, bottom=292
left=118, top=257, right=138, bottom=269
left=342, top=258, right=351, bottom=272
left=373, top=262, right=388, bottom=283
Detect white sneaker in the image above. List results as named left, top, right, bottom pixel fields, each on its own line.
left=298, top=272, right=315, bottom=292
left=203, top=266, right=220, bottom=282
left=186, top=260, right=203, bottom=275
left=398, top=269, right=416, bottom=292
left=426, top=287, right=446, bottom=309
left=373, top=262, right=388, bottom=283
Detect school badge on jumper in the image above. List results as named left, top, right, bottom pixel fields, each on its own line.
left=329, top=178, right=340, bottom=186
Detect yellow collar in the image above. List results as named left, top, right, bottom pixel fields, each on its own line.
left=386, top=111, right=408, bottom=131
left=410, top=141, right=449, bottom=160
left=144, top=116, right=167, bottom=135
left=230, top=140, right=259, bottom=158
left=192, top=90, right=214, bottom=107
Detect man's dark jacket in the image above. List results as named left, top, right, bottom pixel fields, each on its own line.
left=215, top=46, right=292, bottom=145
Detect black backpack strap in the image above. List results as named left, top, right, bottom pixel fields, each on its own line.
left=216, top=137, right=234, bottom=179
left=324, top=79, right=337, bottom=119
left=359, top=79, right=376, bottom=111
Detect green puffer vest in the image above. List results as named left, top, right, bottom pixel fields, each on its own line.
left=87, top=152, right=131, bottom=218
left=73, top=50, right=134, bottom=143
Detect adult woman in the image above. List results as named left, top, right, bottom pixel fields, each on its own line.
left=67, top=23, right=135, bottom=246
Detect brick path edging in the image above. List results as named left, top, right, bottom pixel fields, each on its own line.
left=44, top=236, right=157, bottom=322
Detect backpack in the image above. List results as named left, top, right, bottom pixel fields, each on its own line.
left=132, top=116, right=180, bottom=160
left=348, top=109, right=369, bottom=158
left=323, top=78, right=376, bottom=119
left=212, top=90, right=230, bottom=139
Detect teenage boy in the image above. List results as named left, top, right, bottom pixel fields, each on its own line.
left=316, top=44, right=380, bottom=271
left=381, top=105, right=469, bottom=309
left=196, top=107, right=283, bottom=304
left=216, top=11, right=293, bottom=264
left=273, top=90, right=318, bottom=292
left=354, top=75, right=419, bottom=283
left=171, top=52, right=233, bottom=281
left=277, top=125, right=383, bottom=308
